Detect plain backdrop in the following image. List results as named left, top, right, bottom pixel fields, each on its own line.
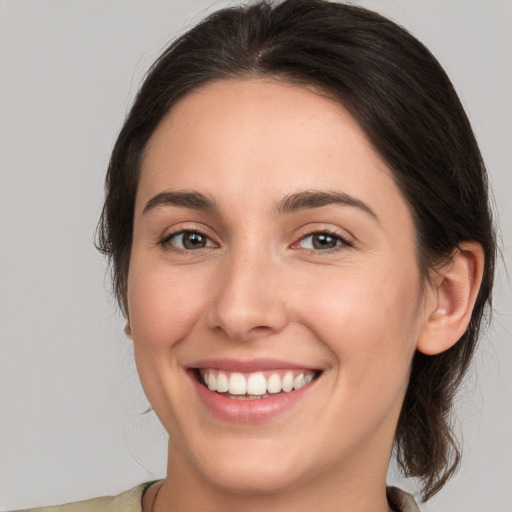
left=0, top=0, right=510, bottom=510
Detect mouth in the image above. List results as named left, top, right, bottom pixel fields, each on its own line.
left=187, top=359, right=322, bottom=422
left=193, top=368, right=321, bottom=400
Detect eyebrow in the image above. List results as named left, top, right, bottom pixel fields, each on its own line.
left=275, top=190, right=378, bottom=220
left=142, top=189, right=378, bottom=221
left=143, top=191, right=219, bottom=214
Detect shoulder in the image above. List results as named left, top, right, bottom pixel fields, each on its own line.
left=11, top=483, right=419, bottom=512
left=386, top=486, right=421, bottom=512
left=9, top=482, right=154, bottom=512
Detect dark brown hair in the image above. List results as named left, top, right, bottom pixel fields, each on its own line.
left=97, top=0, right=496, bottom=501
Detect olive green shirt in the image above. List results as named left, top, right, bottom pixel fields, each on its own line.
left=10, top=483, right=153, bottom=512
left=12, top=483, right=420, bottom=512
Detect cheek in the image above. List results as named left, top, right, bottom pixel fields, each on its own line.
left=300, top=264, right=422, bottom=376
left=125, top=260, right=211, bottom=428
left=126, top=261, right=209, bottom=350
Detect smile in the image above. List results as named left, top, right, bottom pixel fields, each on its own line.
left=188, top=361, right=322, bottom=423
left=199, top=369, right=317, bottom=399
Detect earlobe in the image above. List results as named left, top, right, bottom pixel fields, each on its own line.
left=124, top=321, right=133, bottom=340
left=417, top=241, right=484, bottom=356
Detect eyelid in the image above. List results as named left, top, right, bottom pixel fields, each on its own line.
left=291, top=226, right=353, bottom=251
left=157, top=223, right=353, bottom=253
left=159, top=224, right=219, bottom=252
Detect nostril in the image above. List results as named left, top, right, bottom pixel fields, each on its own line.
left=204, top=275, right=289, bottom=342
left=251, top=325, right=274, bottom=335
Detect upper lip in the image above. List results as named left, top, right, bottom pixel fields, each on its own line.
left=187, top=358, right=319, bottom=373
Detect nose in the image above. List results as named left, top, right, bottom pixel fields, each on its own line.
left=205, top=248, right=288, bottom=343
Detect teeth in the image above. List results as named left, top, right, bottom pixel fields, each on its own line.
left=282, top=371, right=294, bottom=392
left=247, top=373, right=267, bottom=395
left=207, top=373, right=216, bottom=391
left=229, top=372, right=247, bottom=395
left=266, top=373, right=282, bottom=394
left=216, top=372, right=229, bottom=392
left=293, top=374, right=306, bottom=390
left=200, top=369, right=316, bottom=397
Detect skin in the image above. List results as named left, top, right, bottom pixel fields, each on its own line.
left=126, top=78, right=479, bottom=512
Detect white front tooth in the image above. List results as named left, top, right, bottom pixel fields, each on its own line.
left=202, top=372, right=209, bottom=386
left=293, top=373, right=306, bottom=390
left=304, top=372, right=314, bottom=384
left=229, top=372, right=247, bottom=395
left=282, top=371, right=294, bottom=392
left=267, top=373, right=282, bottom=394
left=247, top=373, right=267, bottom=395
left=207, top=372, right=217, bottom=391
left=216, top=372, right=229, bottom=392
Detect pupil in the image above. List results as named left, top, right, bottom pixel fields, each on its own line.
left=183, top=232, right=206, bottom=249
left=313, top=233, right=337, bottom=249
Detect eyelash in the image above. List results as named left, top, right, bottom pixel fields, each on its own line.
left=294, top=230, right=353, bottom=252
left=160, top=229, right=215, bottom=253
left=160, top=228, right=352, bottom=254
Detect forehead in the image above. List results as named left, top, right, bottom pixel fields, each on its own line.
left=142, top=78, right=380, bottom=176
left=137, top=78, right=411, bottom=227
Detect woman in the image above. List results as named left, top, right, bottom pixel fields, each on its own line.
left=8, top=1, right=497, bottom=511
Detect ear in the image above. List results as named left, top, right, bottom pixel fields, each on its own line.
left=124, top=320, right=133, bottom=340
left=417, top=241, right=485, bottom=356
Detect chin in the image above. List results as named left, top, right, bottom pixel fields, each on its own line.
left=183, top=437, right=310, bottom=496
left=202, top=460, right=304, bottom=496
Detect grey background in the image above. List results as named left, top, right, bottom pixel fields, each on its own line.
left=0, top=0, right=510, bottom=510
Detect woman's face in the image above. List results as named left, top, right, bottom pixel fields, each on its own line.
left=127, top=79, right=431, bottom=495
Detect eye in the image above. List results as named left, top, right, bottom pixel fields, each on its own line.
left=163, top=230, right=215, bottom=250
left=296, top=231, right=351, bottom=250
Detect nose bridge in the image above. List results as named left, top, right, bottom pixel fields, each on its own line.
left=207, top=237, right=287, bottom=341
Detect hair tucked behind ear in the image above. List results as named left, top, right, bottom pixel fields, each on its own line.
left=97, top=0, right=496, bottom=500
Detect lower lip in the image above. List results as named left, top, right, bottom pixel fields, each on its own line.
left=189, top=372, right=317, bottom=423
